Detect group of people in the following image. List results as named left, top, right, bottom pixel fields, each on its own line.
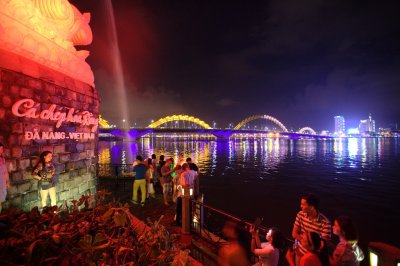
left=3, top=147, right=201, bottom=216
left=219, top=194, right=364, bottom=266
left=131, top=153, right=200, bottom=225
left=1, top=149, right=365, bottom=266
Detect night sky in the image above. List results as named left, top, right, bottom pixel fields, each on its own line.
left=71, top=0, right=400, bottom=131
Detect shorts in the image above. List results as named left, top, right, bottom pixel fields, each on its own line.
left=163, top=182, right=172, bottom=195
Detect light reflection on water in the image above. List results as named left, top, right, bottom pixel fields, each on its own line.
left=98, top=137, right=400, bottom=246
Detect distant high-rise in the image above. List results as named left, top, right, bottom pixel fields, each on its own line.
left=359, top=113, right=376, bottom=134
left=368, top=113, right=376, bottom=133
left=359, top=119, right=368, bottom=134
left=334, top=116, right=345, bottom=135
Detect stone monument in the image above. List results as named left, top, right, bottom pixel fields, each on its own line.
left=0, top=0, right=99, bottom=210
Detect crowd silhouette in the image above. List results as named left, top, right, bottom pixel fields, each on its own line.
left=129, top=154, right=364, bottom=266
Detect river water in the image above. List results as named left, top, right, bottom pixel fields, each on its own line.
left=98, top=137, right=400, bottom=247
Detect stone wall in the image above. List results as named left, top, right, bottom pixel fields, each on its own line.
left=0, top=56, right=99, bottom=211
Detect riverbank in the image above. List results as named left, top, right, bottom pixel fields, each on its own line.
left=98, top=178, right=219, bottom=265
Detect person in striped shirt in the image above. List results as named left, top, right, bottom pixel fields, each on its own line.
left=292, top=193, right=331, bottom=265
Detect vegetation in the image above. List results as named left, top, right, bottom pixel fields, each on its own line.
left=0, top=190, right=192, bottom=265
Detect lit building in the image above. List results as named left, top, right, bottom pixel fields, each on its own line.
left=320, top=130, right=330, bottom=136
left=368, top=113, right=376, bottom=133
left=334, top=116, right=345, bottom=136
left=359, top=120, right=368, bottom=134
left=359, top=113, right=376, bottom=134
left=347, top=128, right=360, bottom=135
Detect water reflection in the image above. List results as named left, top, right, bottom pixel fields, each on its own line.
left=99, top=138, right=391, bottom=174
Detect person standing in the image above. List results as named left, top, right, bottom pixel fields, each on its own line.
left=151, top=154, right=158, bottom=182
left=172, top=164, right=183, bottom=203
left=177, top=153, right=185, bottom=166
left=186, top=157, right=199, bottom=171
left=175, top=163, right=196, bottom=225
left=186, top=157, right=200, bottom=199
left=0, top=143, right=10, bottom=213
left=291, top=194, right=331, bottom=265
left=132, top=156, right=147, bottom=206
left=157, top=155, right=166, bottom=178
left=161, top=158, right=174, bottom=206
left=170, top=157, right=176, bottom=180
left=330, top=216, right=364, bottom=266
left=146, top=158, right=155, bottom=199
left=32, top=151, right=57, bottom=208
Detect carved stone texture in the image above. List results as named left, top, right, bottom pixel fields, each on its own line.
left=0, top=0, right=94, bottom=86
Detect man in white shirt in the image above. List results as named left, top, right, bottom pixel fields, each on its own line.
left=174, top=163, right=196, bottom=225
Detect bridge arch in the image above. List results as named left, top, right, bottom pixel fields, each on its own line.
left=147, top=114, right=212, bottom=129
left=298, top=127, right=317, bottom=135
left=99, top=115, right=111, bottom=128
left=234, top=114, right=288, bottom=132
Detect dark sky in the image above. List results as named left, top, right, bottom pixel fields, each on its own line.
left=71, top=0, right=400, bottom=131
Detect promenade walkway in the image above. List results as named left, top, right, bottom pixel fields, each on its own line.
left=97, top=178, right=218, bottom=266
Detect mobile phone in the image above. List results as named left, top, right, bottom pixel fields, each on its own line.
left=253, top=217, right=263, bottom=230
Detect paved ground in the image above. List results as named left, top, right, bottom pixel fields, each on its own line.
left=98, top=179, right=178, bottom=232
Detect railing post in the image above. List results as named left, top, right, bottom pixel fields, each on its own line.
left=369, top=242, right=400, bottom=266
left=181, top=186, right=192, bottom=234
left=199, top=194, right=204, bottom=229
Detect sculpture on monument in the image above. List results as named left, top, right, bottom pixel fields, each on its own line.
left=0, top=0, right=94, bottom=86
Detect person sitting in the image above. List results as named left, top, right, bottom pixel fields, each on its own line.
left=286, top=231, right=330, bottom=266
left=250, top=226, right=284, bottom=266
left=330, top=216, right=364, bottom=266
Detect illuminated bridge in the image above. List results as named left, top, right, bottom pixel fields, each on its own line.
left=98, top=114, right=332, bottom=140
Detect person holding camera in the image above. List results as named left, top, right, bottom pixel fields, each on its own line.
left=32, top=151, right=57, bottom=208
left=250, top=224, right=284, bottom=266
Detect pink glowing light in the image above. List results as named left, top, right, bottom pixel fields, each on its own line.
left=0, top=0, right=94, bottom=86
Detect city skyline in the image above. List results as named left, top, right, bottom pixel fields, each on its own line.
left=104, top=112, right=388, bottom=135
left=71, top=0, right=400, bottom=130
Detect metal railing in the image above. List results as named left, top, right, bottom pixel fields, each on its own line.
left=190, top=198, right=268, bottom=242
left=96, top=164, right=136, bottom=191
left=190, top=198, right=276, bottom=264
left=97, top=163, right=134, bottom=178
